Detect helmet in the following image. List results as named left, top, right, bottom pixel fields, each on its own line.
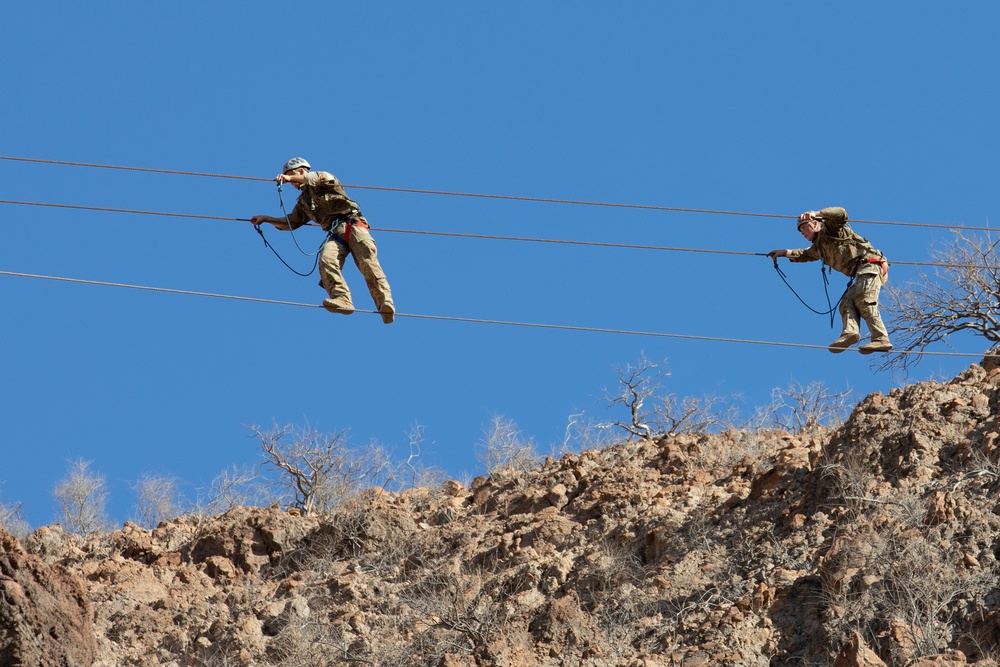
left=796, top=212, right=816, bottom=230
left=282, top=157, right=311, bottom=173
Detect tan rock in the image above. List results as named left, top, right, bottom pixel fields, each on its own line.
left=833, top=631, right=887, bottom=667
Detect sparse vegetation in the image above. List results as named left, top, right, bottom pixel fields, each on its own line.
left=193, top=463, right=266, bottom=517
left=130, top=473, right=184, bottom=528
left=0, top=497, right=30, bottom=541
left=11, top=363, right=1000, bottom=667
left=603, top=353, right=739, bottom=439
left=53, top=457, right=110, bottom=536
left=476, top=415, right=539, bottom=488
left=882, top=229, right=1000, bottom=372
left=757, top=379, right=855, bottom=434
left=252, top=423, right=393, bottom=516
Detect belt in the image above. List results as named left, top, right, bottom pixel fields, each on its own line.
left=854, top=256, right=888, bottom=278
left=325, top=212, right=369, bottom=246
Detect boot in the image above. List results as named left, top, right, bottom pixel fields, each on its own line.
left=322, top=297, right=355, bottom=315
left=828, top=332, right=861, bottom=353
left=379, top=303, right=395, bottom=324
left=858, top=337, right=892, bottom=355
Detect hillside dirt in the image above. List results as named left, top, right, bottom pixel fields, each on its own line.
left=6, top=359, right=1000, bottom=666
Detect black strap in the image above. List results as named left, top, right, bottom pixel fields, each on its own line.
left=772, top=258, right=852, bottom=328
left=254, top=224, right=320, bottom=277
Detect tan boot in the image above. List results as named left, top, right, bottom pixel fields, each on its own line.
left=828, top=332, right=861, bottom=353
left=858, top=338, right=892, bottom=355
left=322, top=298, right=355, bottom=315
left=379, top=303, right=395, bottom=324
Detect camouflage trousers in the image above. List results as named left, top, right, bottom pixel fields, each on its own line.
left=840, top=266, right=888, bottom=341
left=319, top=222, right=394, bottom=311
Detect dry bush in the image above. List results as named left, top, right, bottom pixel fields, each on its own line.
left=881, top=536, right=994, bottom=660
left=252, top=423, right=393, bottom=516
left=397, top=564, right=525, bottom=660
left=818, top=445, right=878, bottom=518
left=53, top=457, right=110, bottom=536
left=392, top=422, right=447, bottom=492
left=130, top=473, right=185, bottom=528
left=603, top=353, right=739, bottom=439
left=193, top=463, right=268, bottom=518
left=0, top=498, right=30, bottom=541
left=595, top=582, right=661, bottom=659
left=816, top=491, right=999, bottom=663
left=756, top=380, right=855, bottom=434
left=556, top=411, right=619, bottom=456
left=881, top=229, right=1000, bottom=373
left=476, top=416, right=539, bottom=488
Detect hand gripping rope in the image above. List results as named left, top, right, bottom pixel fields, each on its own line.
left=770, top=256, right=852, bottom=329
left=252, top=182, right=322, bottom=277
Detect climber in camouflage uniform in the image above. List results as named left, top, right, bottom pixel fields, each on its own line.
left=768, top=207, right=891, bottom=354
left=251, top=157, right=395, bottom=324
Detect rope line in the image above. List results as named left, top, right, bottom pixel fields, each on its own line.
left=0, top=155, right=989, bottom=232
left=0, top=198, right=988, bottom=270
left=0, top=269, right=984, bottom=359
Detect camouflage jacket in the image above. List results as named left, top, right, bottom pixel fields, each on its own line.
left=283, top=171, right=361, bottom=231
left=787, top=207, right=886, bottom=278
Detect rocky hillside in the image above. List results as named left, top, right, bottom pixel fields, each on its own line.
left=6, top=359, right=1000, bottom=666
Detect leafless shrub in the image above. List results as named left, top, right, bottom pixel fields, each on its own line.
left=0, top=498, right=30, bottom=541
left=189, top=643, right=249, bottom=667
left=192, top=463, right=267, bottom=518
left=881, top=538, right=993, bottom=659
left=815, top=493, right=998, bottom=662
left=595, top=582, right=662, bottom=659
left=756, top=380, right=855, bottom=434
left=476, top=416, right=539, bottom=487
left=957, top=445, right=1000, bottom=494
left=394, top=422, right=447, bottom=491
left=251, top=423, right=393, bottom=517
left=819, top=446, right=877, bottom=517
left=602, top=353, right=666, bottom=439
left=555, top=411, right=618, bottom=456
left=881, top=488, right=926, bottom=529
left=130, top=473, right=184, bottom=528
left=811, top=524, right=891, bottom=649
left=265, top=615, right=356, bottom=667
left=603, top=353, right=739, bottom=439
left=53, top=458, right=110, bottom=536
left=584, top=538, right=644, bottom=597
left=881, top=229, right=1000, bottom=373
left=399, top=566, right=514, bottom=655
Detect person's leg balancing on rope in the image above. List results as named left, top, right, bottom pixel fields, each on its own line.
left=249, top=157, right=395, bottom=324
left=767, top=207, right=891, bottom=355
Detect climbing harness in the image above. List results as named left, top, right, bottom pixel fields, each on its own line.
left=253, top=182, right=368, bottom=277
left=771, top=257, right=852, bottom=329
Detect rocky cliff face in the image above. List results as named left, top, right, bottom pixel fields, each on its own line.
left=7, top=362, right=1000, bottom=666
left=0, top=524, right=96, bottom=666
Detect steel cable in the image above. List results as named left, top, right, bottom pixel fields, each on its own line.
left=0, top=269, right=985, bottom=359
left=0, top=198, right=988, bottom=270
left=0, top=155, right=991, bottom=232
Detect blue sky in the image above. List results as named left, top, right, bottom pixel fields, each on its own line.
left=2, top=3, right=997, bottom=529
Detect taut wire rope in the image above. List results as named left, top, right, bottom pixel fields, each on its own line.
left=0, top=268, right=985, bottom=360
left=0, top=155, right=993, bottom=232
left=0, top=198, right=990, bottom=270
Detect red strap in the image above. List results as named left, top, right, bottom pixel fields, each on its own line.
left=343, top=217, right=369, bottom=244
